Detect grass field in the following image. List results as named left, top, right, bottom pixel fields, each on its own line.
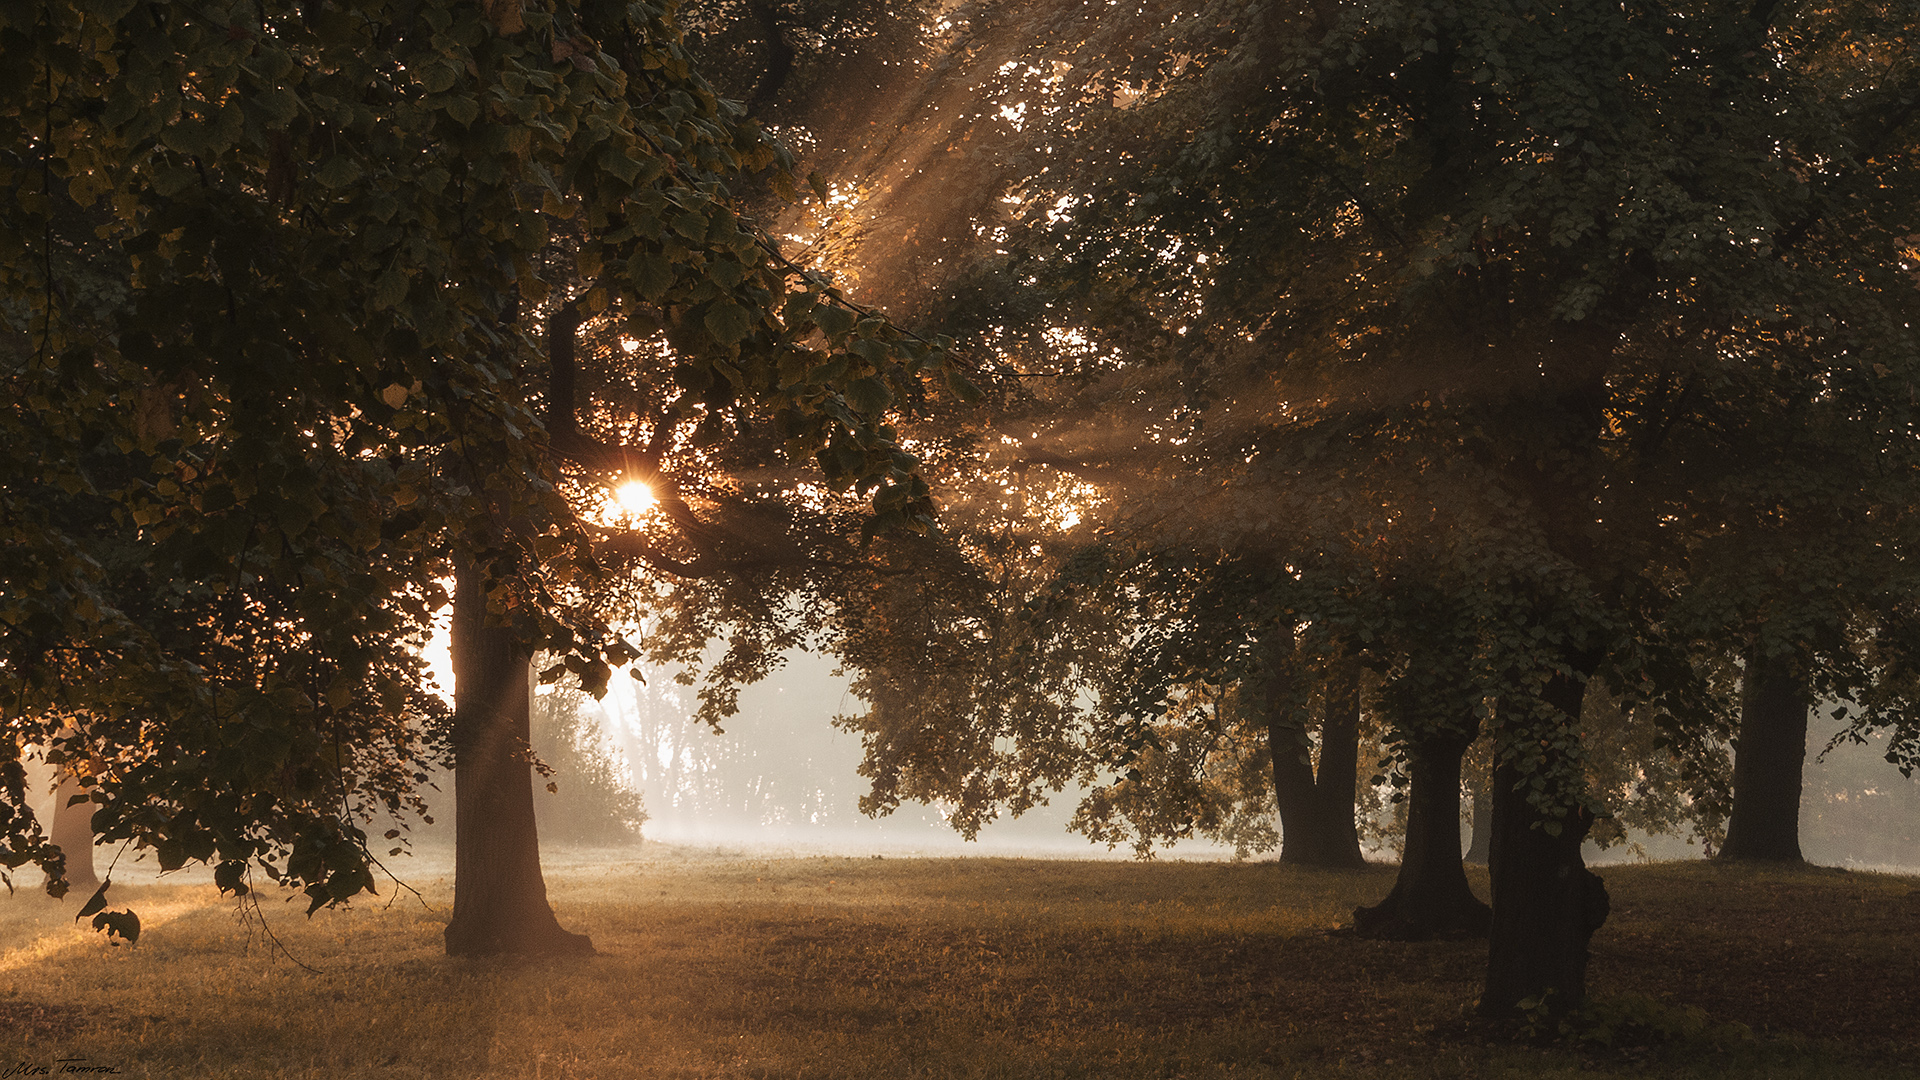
left=0, top=847, right=1914, bottom=1078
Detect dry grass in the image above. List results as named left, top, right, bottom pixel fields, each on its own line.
left=0, top=848, right=1914, bottom=1079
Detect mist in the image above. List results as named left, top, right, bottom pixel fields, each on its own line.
left=531, top=650, right=1920, bottom=873
left=556, top=650, right=1238, bottom=862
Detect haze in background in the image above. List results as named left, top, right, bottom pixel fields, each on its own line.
left=577, top=650, right=1234, bottom=861
left=1567, top=721, right=1920, bottom=873
left=429, top=628, right=1919, bottom=870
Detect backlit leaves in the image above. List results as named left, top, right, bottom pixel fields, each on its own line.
left=2, top=0, right=948, bottom=917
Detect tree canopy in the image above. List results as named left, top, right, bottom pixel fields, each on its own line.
left=5, top=0, right=1919, bottom=1022
left=741, top=0, right=1920, bottom=1013
left=0, top=0, right=959, bottom=906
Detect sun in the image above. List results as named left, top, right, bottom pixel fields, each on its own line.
left=613, top=480, right=656, bottom=516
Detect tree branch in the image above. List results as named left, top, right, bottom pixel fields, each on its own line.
left=546, top=299, right=583, bottom=440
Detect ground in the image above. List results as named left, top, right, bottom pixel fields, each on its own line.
left=0, top=847, right=1913, bottom=1078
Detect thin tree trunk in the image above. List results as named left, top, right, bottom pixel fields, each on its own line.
left=1267, top=658, right=1365, bottom=868
left=1352, top=727, right=1489, bottom=939
left=1719, top=651, right=1809, bottom=863
left=443, top=562, right=594, bottom=957
left=49, top=770, right=98, bottom=891
left=1480, top=672, right=1610, bottom=1017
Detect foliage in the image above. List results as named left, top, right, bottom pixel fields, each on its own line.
left=769, top=0, right=1920, bottom=869
left=1579, top=682, right=1729, bottom=854
left=680, top=0, right=938, bottom=121
left=1, top=0, right=958, bottom=905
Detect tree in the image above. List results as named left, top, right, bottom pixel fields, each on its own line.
left=1352, top=598, right=1491, bottom=939
left=777, top=0, right=1920, bottom=1018
left=1267, top=657, right=1367, bottom=868
left=1059, top=554, right=1376, bottom=866
left=2, top=0, right=958, bottom=954
left=1721, top=651, right=1813, bottom=861
left=1660, top=396, right=1920, bottom=864
left=636, top=0, right=1920, bottom=1014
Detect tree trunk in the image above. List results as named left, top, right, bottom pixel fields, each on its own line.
left=1480, top=673, right=1610, bottom=1017
left=1463, top=777, right=1492, bottom=865
left=49, top=770, right=98, bottom=891
left=1309, top=666, right=1367, bottom=865
left=1352, top=727, right=1489, bottom=939
left=443, top=563, right=594, bottom=957
left=1718, top=651, right=1809, bottom=863
left=1268, top=661, right=1366, bottom=868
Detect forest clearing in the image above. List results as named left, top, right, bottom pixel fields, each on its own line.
left=1, top=850, right=1915, bottom=1079
left=9, top=0, right=1920, bottom=1071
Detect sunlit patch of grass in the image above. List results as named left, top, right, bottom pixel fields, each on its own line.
left=0, top=853, right=1913, bottom=1078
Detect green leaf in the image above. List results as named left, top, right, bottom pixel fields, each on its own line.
left=944, top=368, right=983, bottom=403
left=814, top=304, right=857, bottom=339
left=631, top=156, right=666, bottom=187
left=372, top=269, right=409, bottom=311
left=313, top=154, right=362, bottom=190
left=847, top=376, right=892, bottom=415
left=214, top=860, right=250, bottom=897
left=444, top=95, right=480, bottom=126
left=631, top=251, right=673, bottom=300
left=707, top=255, right=746, bottom=289
left=419, top=61, right=460, bottom=94
left=672, top=211, right=710, bottom=242
left=704, top=302, right=755, bottom=347
left=159, top=120, right=210, bottom=157
left=600, top=148, right=642, bottom=184
left=849, top=337, right=891, bottom=365
left=150, top=165, right=197, bottom=196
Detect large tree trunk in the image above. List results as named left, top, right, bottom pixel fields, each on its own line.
left=1268, top=662, right=1366, bottom=868
left=443, top=563, right=594, bottom=957
left=1718, top=651, right=1809, bottom=863
left=1352, top=726, right=1489, bottom=939
left=48, top=770, right=98, bottom=891
left=1480, top=673, right=1610, bottom=1017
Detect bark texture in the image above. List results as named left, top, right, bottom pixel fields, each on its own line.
left=1719, top=652, right=1809, bottom=863
left=443, top=563, right=594, bottom=957
left=1268, top=662, right=1366, bottom=868
left=1480, top=674, right=1610, bottom=1017
left=1351, top=727, right=1489, bottom=939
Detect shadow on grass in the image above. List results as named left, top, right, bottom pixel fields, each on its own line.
left=0, top=857, right=1911, bottom=1078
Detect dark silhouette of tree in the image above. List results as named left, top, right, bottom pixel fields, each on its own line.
left=1720, top=654, right=1813, bottom=862
left=762, top=0, right=1920, bottom=1018
left=1268, top=659, right=1366, bottom=869
left=3, top=0, right=958, bottom=955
